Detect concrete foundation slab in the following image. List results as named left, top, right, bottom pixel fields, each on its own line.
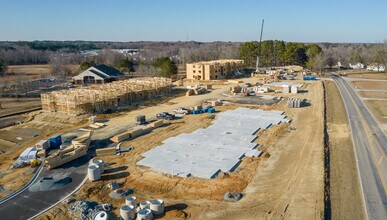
left=137, top=108, right=288, bottom=179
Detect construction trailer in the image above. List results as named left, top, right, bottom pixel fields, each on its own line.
left=41, top=77, right=172, bottom=115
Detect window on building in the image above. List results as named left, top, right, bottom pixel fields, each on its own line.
left=193, top=70, right=196, bottom=73
left=84, top=76, right=95, bottom=84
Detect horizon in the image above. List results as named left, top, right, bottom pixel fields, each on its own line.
left=1, top=0, right=387, bottom=43
left=0, top=40, right=384, bottom=44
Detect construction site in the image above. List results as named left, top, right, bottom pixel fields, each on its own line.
left=0, top=67, right=332, bottom=220
left=1, top=0, right=387, bottom=217
left=41, top=77, right=172, bottom=115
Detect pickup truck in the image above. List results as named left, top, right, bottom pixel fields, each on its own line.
left=173, top=107, right=191, bottom=115
left=156, top=112, right=176, bottom=120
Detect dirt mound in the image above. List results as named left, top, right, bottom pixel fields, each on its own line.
left=166, top=209, right=188, bottom=219
left=28, top=112, right=87, bottom=125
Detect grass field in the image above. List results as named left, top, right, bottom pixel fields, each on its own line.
left=344, top=71, right=387, bottom=80
left=7, top=64, right=52, bottom=75
left=364, top=100, right=387, bottom=123
left=1, top=64, right=80, bottom=84
left=358, top=91, right=387, bottom=99
left=7, top=64, right=79, bottom=76
left=350, top=81, right=387, bottom=90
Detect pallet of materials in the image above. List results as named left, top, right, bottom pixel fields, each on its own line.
left=110, top=131, right=132, bottom=143
left=149, top=119, right=164, bottom=128
left=96, top=147, right=117, bottom=157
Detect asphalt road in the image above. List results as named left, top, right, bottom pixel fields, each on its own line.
left=0, top=154, right=90, bottom=220
left=330, top=73, right=387, bottom=220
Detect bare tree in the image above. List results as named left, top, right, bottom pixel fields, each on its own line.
left=314, top=53, right=325, bottom=75
left=50, top=56, right=71, bottom=80
left=96, top=49, right=123, bottom=66
left=136, top=64, right=161, bottom=76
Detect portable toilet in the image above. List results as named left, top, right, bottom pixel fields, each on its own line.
left=135, top=115, right=146, bottom=125
left=208, top=108, right=216, bottom=113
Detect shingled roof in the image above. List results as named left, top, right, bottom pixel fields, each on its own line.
left=93, top=64, right=124, bottom=77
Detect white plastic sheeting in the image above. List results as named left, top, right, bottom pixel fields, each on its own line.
left=19, top=146, right=37, bottom=162
left=137, top=108, right=289, bottom=179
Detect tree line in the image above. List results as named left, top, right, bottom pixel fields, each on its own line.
left=78, top=56, right=178, bottom=78
left=239, top=40, right=322, bottom=68
left=0, top=40, right=386, bottom=77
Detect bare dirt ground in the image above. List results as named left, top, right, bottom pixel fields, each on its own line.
left=344, top=71, right=387, bottom=80
left=0, top=97, right=41, bottom=117
left=358, top=91, right=387, bottom=99
left=350, top=81, right=387, bottom=90
left=325, top=81, right=365, bottom=220
left=38, top=80, right=324, bottom=220
left=199, top=81, right=324, bottom=220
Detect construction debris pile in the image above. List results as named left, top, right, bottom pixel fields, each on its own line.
left=185, top=85, right=208, bottom=96
left=286, top=98, right=304, bottom=108
left=70, top=200, right=111, bottom=219
left=41, top=77, right=172, bottom=115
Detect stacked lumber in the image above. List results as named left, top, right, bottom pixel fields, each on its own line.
left=110, top=131, right=131, bottom=143
left=96, top=147, right=117, bottom=157
left=149, top=120, right=164, bottom=128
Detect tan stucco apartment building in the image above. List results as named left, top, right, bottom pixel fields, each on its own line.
left=186, top=59, right=244, bottom=80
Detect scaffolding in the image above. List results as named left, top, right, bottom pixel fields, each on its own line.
left=41, top=77, right=172, bottom=115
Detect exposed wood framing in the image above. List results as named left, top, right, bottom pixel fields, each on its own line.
left=41, top=77, right=172, bottom=115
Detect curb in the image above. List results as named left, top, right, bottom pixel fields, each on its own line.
left=0, top=164, right=43, bottom=205
left=28, top=172, right=88, bottom=220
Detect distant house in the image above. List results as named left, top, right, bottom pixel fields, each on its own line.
left=366, top=64, right=385, bottom=72
left=349, top=63, right=365, bottom=69
left=72, top=64, right=124, bottom=85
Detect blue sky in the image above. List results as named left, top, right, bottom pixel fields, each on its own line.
left=0, top=0, right=386, bottom=42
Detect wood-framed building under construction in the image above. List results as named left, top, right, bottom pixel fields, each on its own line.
left=41, top=77, right=172, bottom=115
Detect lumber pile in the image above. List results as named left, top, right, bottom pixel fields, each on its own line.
left=110, top=125, right=155, bottom=143
left=96, top=147, right=117, bottom=157
left=149, top=120, right=164, bottom=128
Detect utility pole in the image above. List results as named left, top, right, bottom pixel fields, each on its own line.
left=256, top=19, right=265, bottom=73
